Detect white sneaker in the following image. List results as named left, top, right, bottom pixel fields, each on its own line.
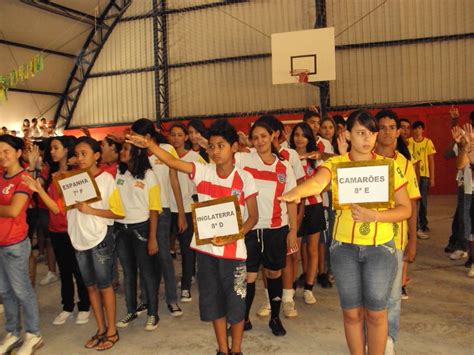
left=0, top=332, right=23, bottom=353
left=282, top=301, right=298, bottom=318
left=180, top=290, right=192, bottom=303
left=384, top=336, right=395, bottom=355
left=16, top=333, right=43, bottom=355
left=303, top=290, right=317, bottom=305
left=76, top=311, right=90, bottom=325
left=39, top=271, right=58, bottom=286
left=468, top=265, right=474, bottom=278
left=256, top=302, right=271, bottom=317
left=449, top=250, right=468, bottom=260
left=144, top=315, right=159, bottom=331
left=416, top=230, right=429, bottom=240
left=52, top=311, right=72, bottom=325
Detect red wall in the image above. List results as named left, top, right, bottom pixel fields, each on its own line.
left=66, top=104, right=474, bottom=195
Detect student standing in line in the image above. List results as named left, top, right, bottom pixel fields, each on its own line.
left=0, top=135, right=43, bottom=354
left=114, top=140, right=161, bottom=331
left=66, top=137, right=124, bottom=351
left=281, top=110, right=411, bottom=355
left=127, top=120, right=258, bottom=355
left=168, top=123, right=206, bottom=302
left=188, top=119, right=210, bottom=163
left=23, top=136, right=91, bottom=327
left=374, top=110, right=420, bottom=354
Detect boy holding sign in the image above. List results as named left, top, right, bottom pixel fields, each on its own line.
left=127, top=120, right=258, bottom=355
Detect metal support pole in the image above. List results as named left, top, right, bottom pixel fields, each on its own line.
left=315, top=0, right=329, bottom=117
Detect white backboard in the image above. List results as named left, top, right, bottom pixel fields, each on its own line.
left=272, top=27, right=336, bottom=85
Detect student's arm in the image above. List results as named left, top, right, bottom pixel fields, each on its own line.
left=350, top=186, right=411, bottom=223
left=0, top=193, right=29, bottom=218
left=148, top=210, right=159, bottom=256
left=404, top=199, right=417, bottom=263
left=75, top=202, right=124, bottom=219
left=428, top=154, right=435, bottom=187
left=22, top=175, right=61, bottom=214
left=286, top=201, right=298, bottom=250
left=169, top=168, right=187, bottom=233
left=280, top=168, right=331, bottom=204
left=242, top=195, right=258, bottom=235
left=126, top=133, right=194, bottom=174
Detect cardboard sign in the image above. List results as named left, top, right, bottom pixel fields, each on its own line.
left=54, top=169, right=101, bottom=210
left=192, top=195, right=243, bottom=246
left=332, top=160, right=394, bottom=209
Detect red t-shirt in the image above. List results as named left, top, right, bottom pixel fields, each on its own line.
left=47, top=182, right=67, bottom=233
left=0, top=170, right=32, bottom=246
left=99, top=162, right=118, bottom=178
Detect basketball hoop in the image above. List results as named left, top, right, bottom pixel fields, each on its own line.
left=290, top=69, right=310, bottom=83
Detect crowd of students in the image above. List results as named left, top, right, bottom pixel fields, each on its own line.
left=0, top=109, right=472, bottom=355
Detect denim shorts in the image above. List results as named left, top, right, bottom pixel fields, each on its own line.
left=75, top=226, right=115, bottom=289
left=330, top=239, right=397, bottom=311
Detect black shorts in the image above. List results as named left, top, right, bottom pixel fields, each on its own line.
left=245, top=226, right=288, bottom=272
left=196, top=252, right=247, bottom=324
left=298, top=204, right=326, bottom=238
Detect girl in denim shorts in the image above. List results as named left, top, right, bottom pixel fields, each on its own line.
left=281, top=110, right=412, bottom=355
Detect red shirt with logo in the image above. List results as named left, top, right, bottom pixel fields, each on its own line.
left=47, top=182, right=67, bottom=233
left=0, top=170, right=32, bottom=246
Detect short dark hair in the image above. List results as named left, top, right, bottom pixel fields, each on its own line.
left=375, top=110, right=401, bottom=129
left=346, top=110, right=378, bottom=133
left=208, top=120, right=238, bottom=145
left=302, top=109, right=320, bottom=122
left=31, top=118, right=37, bottom=124
left=333, top=115, right=346, bottom=127
left=412, top=121, right=424, bottom=129
left=399, top=118, right=411, bottom=126
left=104, top=136, right=122, bottom=154
left=256, top=115, right=283, bottom=134
left=0, top=134, right=24, bottom=150
left=170, top=122, right=188, bottom=135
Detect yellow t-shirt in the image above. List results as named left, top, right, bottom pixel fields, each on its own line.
left=321, top=153, right=407, bottom=246
left=392, top=152, right=421, bottom=250
left=407, top=137, right=436, bottom=177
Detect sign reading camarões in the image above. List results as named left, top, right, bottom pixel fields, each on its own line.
left=331, top=160, right=394, bottom=209
left=54, top=169, right=102, bottom=210
left=192, top=195, right=243, bottom=245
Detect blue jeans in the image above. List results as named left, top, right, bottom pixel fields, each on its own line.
left=387, top=249, right=403, bottom=341
left=172, top=212, right=195, bottom=292
left=0, top=238, right=41, bottom=336
left=330, top=240, right=397, bottom=311
left=76, top=227, right=115, bottom=289
left=155, top=208, right=178, bottom=304
left=418, top=177, right=429, bottom=230
left=116, top=221, right=158, bottom=316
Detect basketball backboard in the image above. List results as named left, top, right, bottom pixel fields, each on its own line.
left=271, top=27, right=336, bottom=85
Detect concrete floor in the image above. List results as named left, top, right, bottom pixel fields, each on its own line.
left=1, top=195, right=473, bottom=354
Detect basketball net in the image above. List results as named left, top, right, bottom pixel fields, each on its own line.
left=290, top=69, right=310, bottom=83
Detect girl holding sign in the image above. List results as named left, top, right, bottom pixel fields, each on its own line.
left=234, top=119, right=298, bottom=336
left=23, top=136, right=91, bottom=327
left=0, top=135, right=43, bottom=354
left=280, top=110, right=412, bottom=355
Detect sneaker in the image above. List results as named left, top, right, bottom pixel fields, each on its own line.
left=449, top=250, right=468, bottom=260
left=16, top=333, right=43, bottom=355
left=244, top=319, right=252, bottom=331
left=144, top=315, right=159, bottom=331
left=39, top=271, right=58, bottom=286
left=385, top=336, right=395, bottom=355
left=303, top=290, right=317, bottom=305
left=416, top=230, right=429, bottom=240
left=269, top=317, right=286, bottom=336
left=52, top=311, right=73, bottom=325
left=401, top=286, right=408, bottom=300
left=468, top=265, right=474, bottom=278
left=116, top=313, right=137, bottom=328
left=76, top=311, right=90, bottom=325
left=282, top=301, right=298, bottom=318
left=136, top=302, right=148, bottom=316
left=444, top=242, right=455, bottom=253
left=0, top=332, right=23, bottom=353
left=168, top=303, right=183, bottom=317
left=256, top=302, right=271, bottom=317
left=317, top=273, right=333, bottom=289
left=180, top=290, right=192, bottom=303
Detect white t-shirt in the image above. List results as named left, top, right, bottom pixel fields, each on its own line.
left=235, top=151, right=296, bottom=229
left=148, top=144, right=179, bottom=209
left=116, top=169, right=162, bottom=224
left=279, top=147, right=305, bottom=181
left=189, top=162, right=258, bottom=260
left=170, top=150, right=205, bottom=213
left=67, top=171, right=124, bottom=251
